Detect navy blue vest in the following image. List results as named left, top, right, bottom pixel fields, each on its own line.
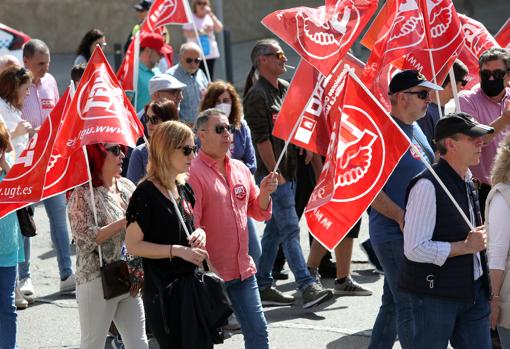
left=399, top=159, right=489, bottom=301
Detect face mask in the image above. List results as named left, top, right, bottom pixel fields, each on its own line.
left=215, top=103, right=232, bottom=117
left=480, top=76, right=506, bottom=97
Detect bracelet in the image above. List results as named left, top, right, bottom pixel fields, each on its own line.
left=169, top=244, right=173, bottom=260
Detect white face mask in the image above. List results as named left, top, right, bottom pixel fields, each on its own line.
left=215, top=103, right=232, bottom=117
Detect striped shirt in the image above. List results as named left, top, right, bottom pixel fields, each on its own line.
left=404, top=172, right=483, bottom=280
left=21, top=73, right=59, bottom=128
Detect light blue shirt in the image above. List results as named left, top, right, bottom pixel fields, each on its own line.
left=136, top=63, right=161, bottom=113
left=166, top=64, right=208, bottom=124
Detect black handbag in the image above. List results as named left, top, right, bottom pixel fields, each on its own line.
left=16, top=206, right=36, bottom=237
left=99, top=243, right=131, bottom=300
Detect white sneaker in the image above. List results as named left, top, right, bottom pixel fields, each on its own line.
left=60, top=273, right=76, bottom=293
left=19, top=277, right=35, bottom=296
left=15, top=287, right=28, bottom=309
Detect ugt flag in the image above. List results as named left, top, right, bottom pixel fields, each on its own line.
left=0, top=89, right=89, bottom=217
left=262, top=0, right=378, bottom=76
left=305, top=71, right=410, bottom=250
left=56, top=46, right=145, bottom=157
left=142, top=0, right=191, bottom=32
left=495, top=19, right=510, bottom=48
left=272, top=53, right=366, bottom=156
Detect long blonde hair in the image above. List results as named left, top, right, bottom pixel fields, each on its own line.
left=146, top=121, right=194, bottom=188
left=491, top=133, right=510, bottom=186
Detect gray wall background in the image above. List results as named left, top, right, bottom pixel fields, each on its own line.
left=0, top=0, right=507, bottom=54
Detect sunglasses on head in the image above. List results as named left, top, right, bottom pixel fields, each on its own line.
left=179, top=145, right=198, bottom=156
left=459, top=79, right=468, bottom=87
left=147, top=115, right=161, bottom=125
left=480, top=69, right=508, bottom=80
left=15, top=67, right=27, bottom=78
left=105, top=144, right=123, bottom=156
left=214, top=124, right=235, bottom=134
left=185, top=57, right=202, bottom=64
left=403, top=90, right=430, bottom=100
left=264, top=51, right=286, bottom=60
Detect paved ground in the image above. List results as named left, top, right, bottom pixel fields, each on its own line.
left=18, top=204, right=399, bottom=349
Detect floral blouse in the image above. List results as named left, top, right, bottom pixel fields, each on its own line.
left=68, top=177, right=141, bottom=286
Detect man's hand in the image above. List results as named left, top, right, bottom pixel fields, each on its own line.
left=260, top=171, right=279, bottom=196
left=464, top=226, right=487, bottom=253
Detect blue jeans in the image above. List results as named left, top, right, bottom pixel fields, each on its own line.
left=369, top=239, right=414, bottom=349
left=0, top=266, right=17, bottom=349
left=247, top=218, right=261, bottom=266
left=498, top=325, right=510, bottom=349
left=224, top=276, right=268, bottom=349
left=255, top=181, right=315, bottom=291
left=19, top=194, right=73, bottom=281
left=404, top=279, right=490, bottom=349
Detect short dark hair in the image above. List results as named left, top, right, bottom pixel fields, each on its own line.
left=195, top=108, right=225, bottom=131
left=479, top=47, right=510, bottom=71
left=23, top=39, right=49, bottom=59
left=436, top=133, right=459, bottom=155
left=442, top=59, right=469, bottom=87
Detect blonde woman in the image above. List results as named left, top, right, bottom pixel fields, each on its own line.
left=487, top=133, right=510, bottom=348
left=125, top=121, right=211, bottom=348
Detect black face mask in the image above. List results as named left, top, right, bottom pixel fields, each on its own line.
left=480, top=76, right=506, bottom=97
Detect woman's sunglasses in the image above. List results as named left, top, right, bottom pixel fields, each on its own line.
left=147, top=115, right=161, bottom=125
left=105, top=145, right=123, bottom=156
left=180, top=145, right=198, bottom=156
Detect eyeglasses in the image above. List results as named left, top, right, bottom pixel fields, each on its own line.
left=264, top=51, right=286, bottom=60
left=214, top=124, right=235, bottom=134
left=147, top=115, right=162, bottom=125
left=403, top=90, right=430, bottom=100
left=185, top=57, right=202, bottom=64
left=105, top=145, right=123, bottom=156
left=480, top=69, right=509, bottom=80
left=179, top=145, right=198, bottom=156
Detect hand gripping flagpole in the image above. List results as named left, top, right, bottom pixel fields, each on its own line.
left=184, top=0, right=212, bottom=83
left=347, top=69, right=475, bottom=231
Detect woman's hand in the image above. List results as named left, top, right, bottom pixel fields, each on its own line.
left=12, top=121, right=33, bottom=138
left=188, top=228, right=206, bottom=249
left=175, top=246, right=208, bottom=266
left=491, top=298, right=501, bottom=330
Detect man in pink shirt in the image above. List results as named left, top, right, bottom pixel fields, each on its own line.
left=17, top=39, right=75, bottom=301
left=459, top=47, right=510, bottom=215
left=188, top=108, right=277, bottom=349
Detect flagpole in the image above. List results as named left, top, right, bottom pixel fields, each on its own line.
left=133, top=31, right=141, bottom=112
left=448, top=67, right=461, bottom=113
left=348, top=69, right=475, bottom=230
left=81, top=145, right=103, bottom=264
left=426, top=50, right=444, bottom=119
left=184, top=0, right=212, bottom=83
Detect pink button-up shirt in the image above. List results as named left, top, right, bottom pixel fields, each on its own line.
left=188, top=151, right=272, bottom=282
left=459, top=86, right=510, bottom=184
left=21, top=73, right=59, bottom=128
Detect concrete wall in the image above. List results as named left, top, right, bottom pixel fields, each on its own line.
left=0, top=0, right=508, bottom=54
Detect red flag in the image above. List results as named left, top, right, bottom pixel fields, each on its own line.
left=305, top=72, right=410, bottom=250
left=117, top=39, right=136, bottom=92
left=273, top=54, right=366, bottom=156
left=398, top=0, right=464, bottom=84
left=141, top=0, right=191, bottom=32
left=495, top=19, right=510, bottom=48
left=458, top=14, right=500, bottom=90
left=56, top=47, right=145, bottom=156
left=362, top=0, right=426, bottom=85
left=0, top=89, right=89, bottom=217
left=262, top=0, right=378, bottom=76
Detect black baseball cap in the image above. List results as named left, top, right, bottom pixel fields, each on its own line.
left=134, top=0, right=152, bottom=11
left=389, top=70, right=443, bottom=94
left=434, top=112, right=494, bottom=142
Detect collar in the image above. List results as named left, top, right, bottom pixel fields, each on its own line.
left=197, top=149, right=230, bottom=169
left=258, top=75, right=282, bottom=92
left=139, top=62, right=150, bottom=72
left=177, top=64, right=196, bottom=77
left=477, top=86, right=510, bottom=106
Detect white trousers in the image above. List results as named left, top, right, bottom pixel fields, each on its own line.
left=76, top=277, right=148, bottom=349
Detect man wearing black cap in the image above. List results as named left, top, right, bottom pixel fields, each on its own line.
left=399, top=112, right=493, bottom=348
left=368, top=69, right=441, bottom=348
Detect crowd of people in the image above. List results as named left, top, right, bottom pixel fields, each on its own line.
left=0, top=1, right=509, bottom=348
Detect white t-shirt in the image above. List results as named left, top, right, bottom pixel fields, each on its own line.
left=183, top=13, right=220, bottom=59
left=0, top=98, right=28, bottom=158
